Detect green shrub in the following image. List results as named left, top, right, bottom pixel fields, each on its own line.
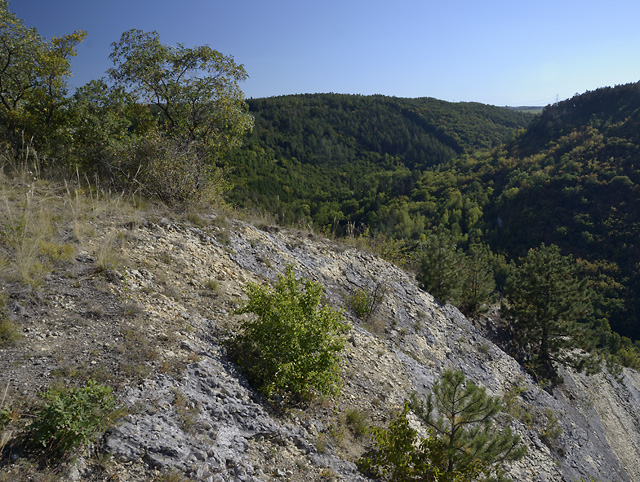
left=28, top=380, right=118, bottom=461
left=347, top=283, right=385, bottom=324
left=106, top=132, right=227, bottom=207
left=616, top=346, right=640, bottom=370
left=359, top=404, right=481, bottom=481
left=228, top=265, right=348, bottom=403
left=347, top=289, right=370, bottom=319
left=344, top=407, right=369, bottom=438
left=540, top=408, right=563, bottom=445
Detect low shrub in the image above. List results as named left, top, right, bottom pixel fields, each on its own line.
left=347, top=283, right=385, bottom=324
left=344, top=407, right=369, bottom=438
left=228, top=265, right=348, bottom=403
left=105, top=132, right=227, bottom=207
left=28, top=380, right=118, bottom=461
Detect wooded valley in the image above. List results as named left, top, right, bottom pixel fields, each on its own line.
left=225, top=87, right=640, bottom=370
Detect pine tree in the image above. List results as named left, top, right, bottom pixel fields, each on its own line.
left=411, top=370, right=526, bottom=475
left=504, top=243, right=593, bottom=382
left=359, top=370, right=526, bottom=481
left=460, top=243, right=496, bottom=315
left=417, top=226, right=466, bottom=305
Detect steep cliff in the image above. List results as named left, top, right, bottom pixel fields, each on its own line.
left=2, top=205, right=640, bottom=481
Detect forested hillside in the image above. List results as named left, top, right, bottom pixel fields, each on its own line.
left=482, top=83, right=640, bottom=340
left=226, top=85, right=640, bottom=350
left=224, top=94, right=532, bottom=230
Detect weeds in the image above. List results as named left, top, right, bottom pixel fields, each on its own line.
left=0, top=383, right=16, bottom=455
left=28, top=380, right=120, bottom=463
left=153, top=470, right=196, bottom=482
left=118, top=319, right=158, bottom=380
left=315, top=433, right=330, bottom=454
left=172, top=388, right=199, bottom=434
left=540, top=408, right=563, bottom=445
left=344, top=407, right=369, bottom=438
left=95, top=228, right=122, bottom=273
left=0, top=319, right=21, bottom=346
left=347, top=282, right=386, bottom=325
left=0, top=189, right=55, bottom=287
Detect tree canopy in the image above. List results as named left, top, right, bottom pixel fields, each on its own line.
left=504, top=244, right=594, bottom=381
left=108, top=28, right=253, bottom=158
left=0, top=0, right=85, bottom=153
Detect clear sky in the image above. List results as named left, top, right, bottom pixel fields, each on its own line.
left=10, top=0, right=640, bottom=106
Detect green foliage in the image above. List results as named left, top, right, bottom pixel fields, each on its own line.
left=0, top=0, right=85, bottom=156
left=460, top=243, right=496, bottom=315
left=344, top=407, right=369, bottom=438
left=347, top=282, right=386, bottom=324
left=615, top=345, right=640, bottom=370
left=105, top=131, right=228, bottom=206
left=108, top=29, right=253, bottom=159
left=0, top=2, right=252, bottom=208
left=225, top=94, right=530, bottom=233
left=359, top=404, right=452, bottom=481
left=67, top=79, right=153, bottom=171
left=28, top=380, right=118, bottom=461
left=359, top=370, right=525, bottom=481
left=416, top=226, right=467, bottom=305
left=78, top=28, right=254, bottom=205
left=504, top=244, right=594, bottom=382
left=413, top=370, right=526, bottom=474
left=416, top=229, right=497, bottom=315
left=228, top=266, right=348, bottom=403
left=540, top=408, right=563, bottom=444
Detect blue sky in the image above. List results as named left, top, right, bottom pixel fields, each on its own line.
left=11, top=0, right=640, bottom=106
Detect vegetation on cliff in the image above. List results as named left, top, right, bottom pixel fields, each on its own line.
left=1, top=1, right=640, bottom=478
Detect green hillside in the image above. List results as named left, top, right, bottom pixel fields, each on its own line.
left=391, top=82, right=640, bottom=340
left=224, top=93, right=533, bottom=230
left=481, top=83, right=640, bottom=339
left=224, top=85, right=640, bottom=344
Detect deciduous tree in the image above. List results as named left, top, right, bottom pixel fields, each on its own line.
left=108, top=29, right=253, bottom=159
left=228, top=266, right=348, bottom=403
left=0, top=0, right=85, bottom=153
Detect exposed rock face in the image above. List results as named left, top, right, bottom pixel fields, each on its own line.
left=3, top=214, right=640, bottom=481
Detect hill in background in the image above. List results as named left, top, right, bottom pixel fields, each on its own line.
left=225, top=84, right=640, bottom=343
left=224, top=93, right=533, bottom=231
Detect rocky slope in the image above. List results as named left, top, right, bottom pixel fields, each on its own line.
left=2, top=201, right=640, bottom=481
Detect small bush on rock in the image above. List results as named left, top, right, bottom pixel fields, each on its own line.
left=28, top=380, right=118, bottom=461
left=228, top=265, right=348, bottom=403
left=347, top=282, right=386, bottom=324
